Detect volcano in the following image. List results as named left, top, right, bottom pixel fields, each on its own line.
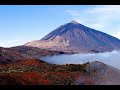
left=24, top=20, right=120, bottom=53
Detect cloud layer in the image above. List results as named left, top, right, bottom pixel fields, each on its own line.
left=40, top=50, right=120, bottom=69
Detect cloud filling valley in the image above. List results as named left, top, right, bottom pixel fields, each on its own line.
left=40, top=50, right=120, bottom=69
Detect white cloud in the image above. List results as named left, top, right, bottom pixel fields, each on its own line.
left=86, top=5, right=120, bottom=21
left=66, top=10, right=80, bottom=17
left=88, top=23, right=105, bottom=30
left=86, top=5, right=120, bottom=13
left=0, top=40, right=26, bottom=47
left=113, top=32, right=120, bottom=39
left=40, top=50, right=120, bottom=69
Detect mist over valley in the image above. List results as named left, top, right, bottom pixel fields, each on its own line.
left=40, top=50, right=120, bottom=69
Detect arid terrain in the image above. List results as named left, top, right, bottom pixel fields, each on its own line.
left=0, top=57, right=120, bottom=85
left=0, top=21, right=120, bottom=85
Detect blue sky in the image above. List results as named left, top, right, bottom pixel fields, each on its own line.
left=0, top=5, right=120, bottom=47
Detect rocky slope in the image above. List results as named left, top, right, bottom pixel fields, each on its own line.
left=0, top=47, right=29, bottom=63
left=85, top=61, right=120, bottom=85
left=24, top=20, right=120, bottom=53
left=0, top=59, right=88, bottom=85
left=0, top=46, right=67, bottom=64
left=11, top=46, right=67, bottom=58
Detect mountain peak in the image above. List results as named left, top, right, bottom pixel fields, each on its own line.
left=70, top=20, right=79, bottom=24
left=25, top=20, right=120, bottom=53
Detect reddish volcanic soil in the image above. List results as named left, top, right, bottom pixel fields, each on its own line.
left=0, top=59, right=90, bottom=85
left=0, top=72, right=81, bottom=85
left=0, top=58, right=120, bottom=85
